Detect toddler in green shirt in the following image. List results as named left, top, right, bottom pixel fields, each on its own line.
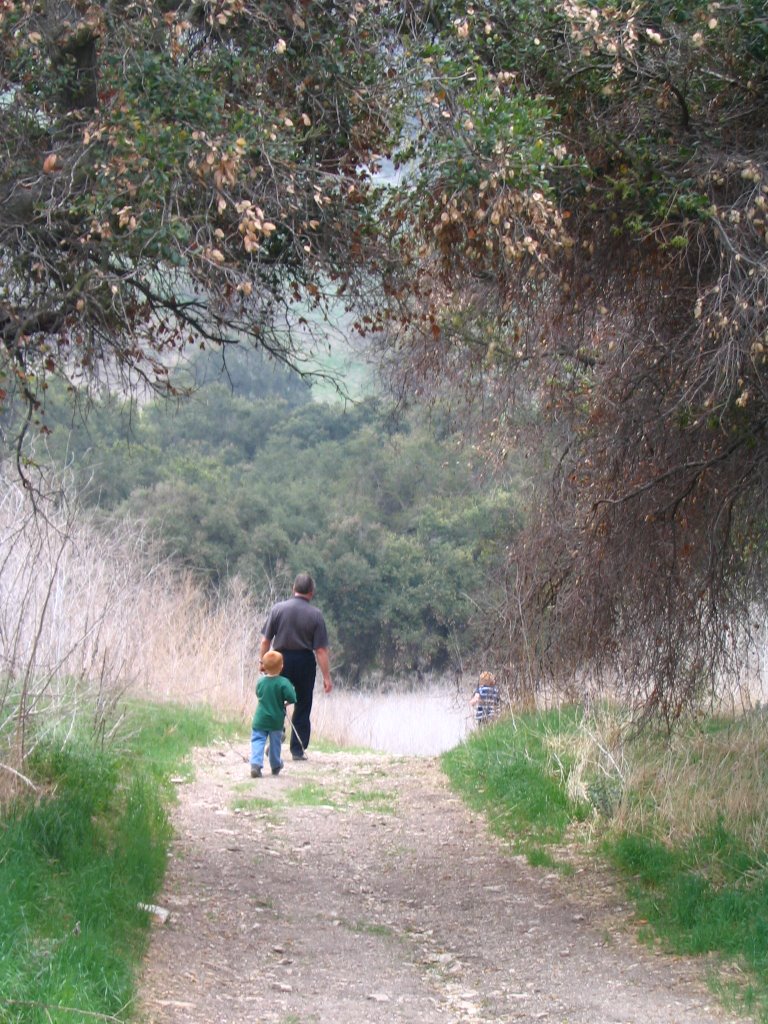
left=250, top=650, right=297, bottom=778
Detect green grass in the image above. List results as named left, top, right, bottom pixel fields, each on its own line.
left=285, top=782, right=337, bottom=807
left=441, top=708, right=590, bottom=857
left=116, top=700, right=244, bottom=793
left=232, top=794, right=278, bottom=813
left=527, top=847, right=565, bottom=870
left=605, top=825, right=768, bottom=1019
left=339, top=919, right=395, bottom=937
left=591, top=710, right=768, bottom=1020
left=0, top=700, right=239, bottom=1024
left=346, top=788, right=396, bottom=814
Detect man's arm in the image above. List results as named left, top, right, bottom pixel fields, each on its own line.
left=315, top=647, right=333, bottom=693
left=258, top=635, right=271, bottom=664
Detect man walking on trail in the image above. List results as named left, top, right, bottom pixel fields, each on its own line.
left=259, top=572, right=333, bottom=760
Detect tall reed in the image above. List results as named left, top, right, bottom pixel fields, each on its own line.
left=556, top=702, right=768, bottom=857
left=0, top=470, right=267, bottom=798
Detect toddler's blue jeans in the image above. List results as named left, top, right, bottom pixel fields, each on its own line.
left=250, top=728, right=284, bottom=772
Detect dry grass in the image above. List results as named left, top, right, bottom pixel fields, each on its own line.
left=129, top=573, right=263, bottom=719
left=0, top=472, right=269, bottom=789
left=616, top=714, right=768, bottom=849
left=558, top=702, right=768, bottom=853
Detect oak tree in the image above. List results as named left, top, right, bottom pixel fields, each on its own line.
left=0, top=0, right=399, bottom=468
left=378, top=0, right=768, bottom=716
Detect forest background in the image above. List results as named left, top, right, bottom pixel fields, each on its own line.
left=1, top=343, right=523, bottom=691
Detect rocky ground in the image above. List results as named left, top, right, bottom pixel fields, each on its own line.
left=137, top=745, right=752, bottom=1024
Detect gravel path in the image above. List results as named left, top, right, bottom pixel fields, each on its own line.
left=137, top=745, right=751, bottom=1024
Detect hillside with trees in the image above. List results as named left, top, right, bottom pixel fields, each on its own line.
left=10, top=346, right=523, bottom=684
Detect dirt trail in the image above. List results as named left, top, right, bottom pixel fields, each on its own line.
left=137, top=746, right=750, bottom=1024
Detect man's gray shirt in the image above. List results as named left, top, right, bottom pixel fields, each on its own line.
left=262, top=596, right=329, bottom=652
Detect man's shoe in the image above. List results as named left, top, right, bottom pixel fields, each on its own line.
left=271, top=765, right=282, bottom=776
left=250, top=765, right=262, bottom=778
left=291, top=752, right=308, bottom=761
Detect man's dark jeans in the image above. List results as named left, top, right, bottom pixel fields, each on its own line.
left=280, top=649, right=317, bottom=755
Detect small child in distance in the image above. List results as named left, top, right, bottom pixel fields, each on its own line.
left=250, top=650, right=297, bottom=778
left=470, top=671, right=501, bottom=726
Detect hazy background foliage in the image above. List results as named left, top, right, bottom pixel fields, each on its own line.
left=3, top=346, right=525, bottom=685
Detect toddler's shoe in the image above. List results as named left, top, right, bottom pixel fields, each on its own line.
left=271, top=765, right=282, bottom=776
left=250, top=765, right=262, bottom=778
